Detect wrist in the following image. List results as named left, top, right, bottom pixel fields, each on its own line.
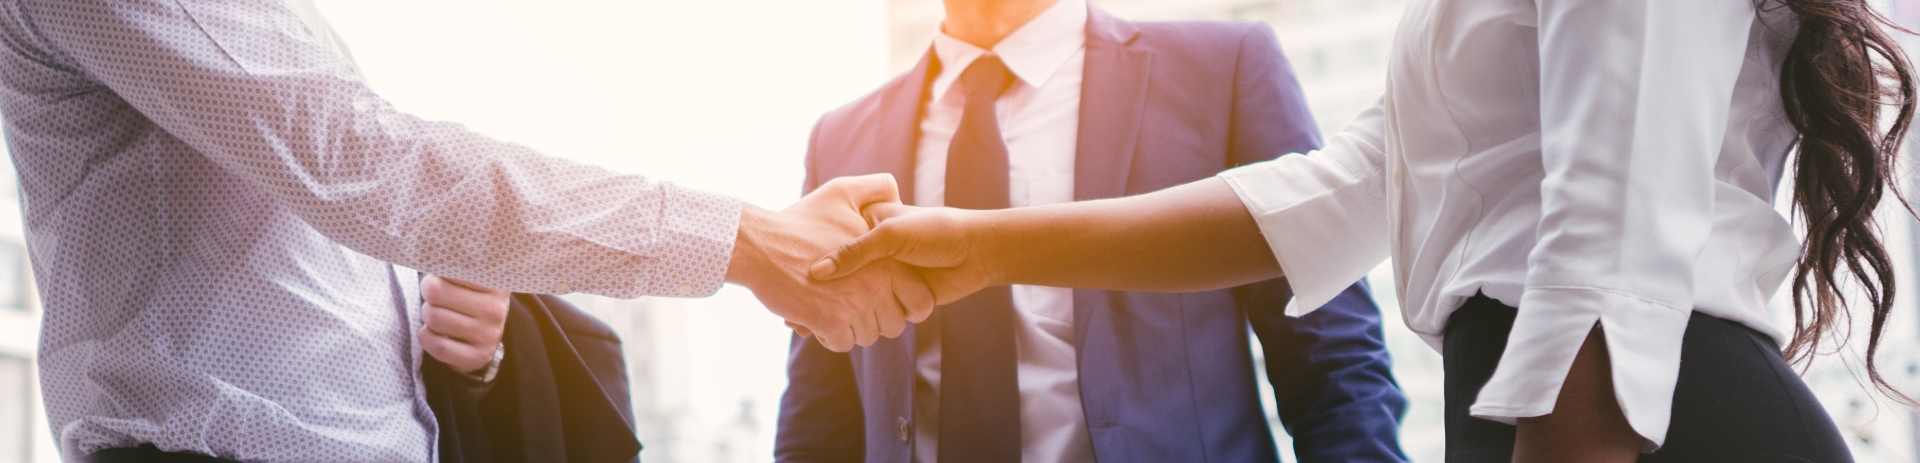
left=726, top=204, right=775, bottom=287
left=461, top=342, right=504, bottom=383
left=966, top=210, right=1016, bottom=288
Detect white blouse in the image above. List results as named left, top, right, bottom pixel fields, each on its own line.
left=1219, top=0, right=1800, bottom=450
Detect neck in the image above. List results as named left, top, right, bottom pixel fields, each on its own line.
left=940, top=0, right=1062, bottom=49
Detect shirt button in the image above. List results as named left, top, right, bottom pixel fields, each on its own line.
left=553, top=282, right=573, bottom=294
left=677, top=283, right=694, bottom=295
left=897, top=416, right=910, bottom=442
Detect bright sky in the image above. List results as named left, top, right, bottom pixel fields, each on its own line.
left=315, top=0, right=891, bottom=206
left=311, top=0, right=893, bottom=457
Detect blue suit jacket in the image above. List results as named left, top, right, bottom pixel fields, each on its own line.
left=777, top=8, right=1406, bottom=463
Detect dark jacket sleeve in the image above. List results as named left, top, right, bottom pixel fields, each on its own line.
left=1226, top=24, right=1409, bottom=463
left=774, top=120, right=868, bottom=463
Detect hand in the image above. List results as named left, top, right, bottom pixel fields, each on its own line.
left=419, top=275, right=511, bottom=375
left=809, top=203, right=997, bottom=306
left=727, top=174, right=936, bottom=352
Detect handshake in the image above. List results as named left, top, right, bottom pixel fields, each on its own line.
left=723, top=173, right=991, bottom=352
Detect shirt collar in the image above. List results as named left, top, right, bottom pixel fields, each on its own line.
left=929, top=0, right=1088, bottom=100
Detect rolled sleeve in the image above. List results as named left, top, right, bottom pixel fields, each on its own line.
left=1218, top=100, right=1392, bottom=315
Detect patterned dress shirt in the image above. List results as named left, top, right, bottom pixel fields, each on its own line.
left=0, top=0, right=741, bottom=460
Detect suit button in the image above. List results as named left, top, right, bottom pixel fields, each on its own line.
left=897, top=417, right=910, bottom=442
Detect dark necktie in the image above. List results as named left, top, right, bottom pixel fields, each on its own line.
left=935, top=55, right=1023, bottom=462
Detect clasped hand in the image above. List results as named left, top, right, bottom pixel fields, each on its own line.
left=810, top=203, right=997, bottom=308
left=727, top=174, right=941, bottom=352
left=732, top=173, right=1009, bottom=352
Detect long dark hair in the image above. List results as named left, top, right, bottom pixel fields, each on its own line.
left=1775, top=0, right=1916, bottom=404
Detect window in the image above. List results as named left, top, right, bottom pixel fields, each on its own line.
left=0, top=355, right=29, bottom=463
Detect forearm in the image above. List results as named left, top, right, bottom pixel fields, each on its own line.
left=979, top=177, right=1281, bottom=292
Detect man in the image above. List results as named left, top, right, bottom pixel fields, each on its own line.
left=0, top=0, right=926, bottom=461
left=776, top=0, right=1407, bottom=461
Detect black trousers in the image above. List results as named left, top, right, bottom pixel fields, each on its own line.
left=85, top=444, right=236, bottom=463
left=1444, top=294, right=1854, bottom=463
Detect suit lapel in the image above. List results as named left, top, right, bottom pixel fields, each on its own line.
left=1073, top=7, right=1149, bottom=347
left=1073, top=7, right=1150, bottom=203
left=872, top=50, right=939, bottom=206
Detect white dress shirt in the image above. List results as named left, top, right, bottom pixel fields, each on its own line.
left=1219, top=0, right=1796, bottom=451
left=0, top=0, right=738, bottom=460
left=910, top=0, right=1096, bottom=462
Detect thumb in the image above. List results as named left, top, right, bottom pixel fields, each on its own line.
left=810, top=226, right=900, bottom=281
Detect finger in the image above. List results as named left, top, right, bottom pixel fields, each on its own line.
left=424, top=303, right=498, bottom=344
left=422, top=276, right=510, bottom=323
left=892, top=263, right=937, bottom=324
left=876, top=291, right=908, bottom=339
left=810, top=226, right=899, bottom=281
left=786, top=321, right=815, bottom=338
left=419, top=327, right=487, bottom=372
left=817, top=325, right=855, bottom=353
left=850, top=301, right=881, bottom=348
left=869, top=262, right=910, bottom=337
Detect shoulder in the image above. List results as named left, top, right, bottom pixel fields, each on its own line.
left=1130, top=20, right=1277, bottom=55
left=814, top=88, right=887, bottom=141
left=1120, top=19, right=1287, bottom=75
left=804, top=65, right=924, bottom=179
left=815, top=66, right=922, bottom=136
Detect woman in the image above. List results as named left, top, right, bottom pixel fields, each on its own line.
left=809, top=0, right=1914, bottom=461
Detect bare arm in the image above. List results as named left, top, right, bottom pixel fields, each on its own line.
left=813, top=177, right=1278, bottom=305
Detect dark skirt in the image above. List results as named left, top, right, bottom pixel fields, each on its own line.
left=1443, top=293, right=1854, bottom=463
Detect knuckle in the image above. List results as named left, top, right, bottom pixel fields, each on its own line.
left=835, top=241, right=862, bottom=259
